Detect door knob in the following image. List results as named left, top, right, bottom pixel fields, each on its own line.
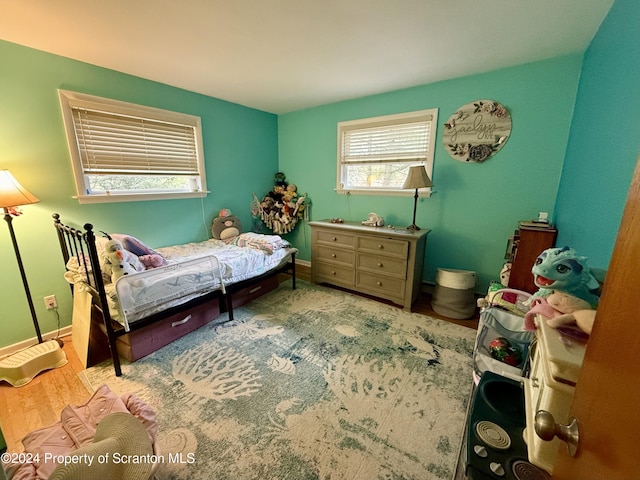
left=534, top=410, right=580, bottom=457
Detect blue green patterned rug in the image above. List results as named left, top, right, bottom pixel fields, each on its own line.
left=80, top=280, right=476, bottom=480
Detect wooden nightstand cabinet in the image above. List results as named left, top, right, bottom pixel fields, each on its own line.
left=508, top=224, right=557, bottom=293
left=309, top=220, right=429, bottom=310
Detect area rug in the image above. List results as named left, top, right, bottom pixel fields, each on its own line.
left=80, top=280, right=476, bottom=480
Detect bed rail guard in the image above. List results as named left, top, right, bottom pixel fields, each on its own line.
left=115, top=255, right=226, bottom=331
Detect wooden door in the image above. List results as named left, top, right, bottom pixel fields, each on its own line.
left=551, top=156, right=640, bottom=479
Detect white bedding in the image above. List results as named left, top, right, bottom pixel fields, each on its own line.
left=157, top=237, right=291, bottom=284
left=65, top=235, right=295, bottom=328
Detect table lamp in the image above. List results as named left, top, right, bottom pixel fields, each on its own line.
left=402, top=165, right=432, bottom=231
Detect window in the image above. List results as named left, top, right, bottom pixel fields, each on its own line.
left=58, top=90, right=207, bottom=204
left=337, top=108, right=438, bottom=195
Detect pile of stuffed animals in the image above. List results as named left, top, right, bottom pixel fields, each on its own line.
left=480, top=246, right=601, bottom=338
left=474, top=245, right=601, bottom=372
left=251, top=172, right=307, bottom=234
left=100, top=233, right=167, bottom=284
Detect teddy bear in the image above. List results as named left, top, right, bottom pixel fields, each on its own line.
left=211, top=208, right=243, bottom=242
left=283, top=183, right=297, bottom=202
left=101, top=238, right=145, bottom=284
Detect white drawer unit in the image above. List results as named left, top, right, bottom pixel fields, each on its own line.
left=309, top=220, right=428, bottom=310
left=524, top=314, right=586, bottom=473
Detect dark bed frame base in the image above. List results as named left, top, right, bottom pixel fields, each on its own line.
left=52, top=213, right=296, bottom=377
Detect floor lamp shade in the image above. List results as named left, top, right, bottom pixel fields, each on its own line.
left=402, top=166, right=432, bottom=231
left=0, top=170, right=40, bottom=208
left=1, top=170, right=43, bottom=343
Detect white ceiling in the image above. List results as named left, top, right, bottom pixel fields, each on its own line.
left=0, top=0, right=614, bottom=114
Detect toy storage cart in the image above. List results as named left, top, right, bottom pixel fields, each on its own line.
left=472, top=289, right=533, bottom=384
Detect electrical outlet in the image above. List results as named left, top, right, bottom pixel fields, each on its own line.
left=44, top=294, right=57, bottom=310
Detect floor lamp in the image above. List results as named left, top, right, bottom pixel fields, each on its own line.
left=402, top=165, right=433, bottom=231
left=0, top=170, right=66, bottom=387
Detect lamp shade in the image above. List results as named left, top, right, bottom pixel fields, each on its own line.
left=0, top=170, right=39, bottom=208
left=402, top=166, right=433, bottom=189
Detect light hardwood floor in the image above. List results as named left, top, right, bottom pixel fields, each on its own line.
left=0, top=336, right=89, bottom=452
left=0, top=265, right=479, bottom=453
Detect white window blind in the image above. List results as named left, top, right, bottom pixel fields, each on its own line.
left=341, top=118, right=432, bottom=165
left=336, top=108, right=438, bottom=195
left=59, top=89, right=207, bottom=204
left=72, top=108, right=199, bottom=176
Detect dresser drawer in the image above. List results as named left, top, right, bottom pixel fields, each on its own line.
left=316, top=230, right=356, bottom=248
left=357, top=235, right=408, bottom=258
left=356, top=271, right=406, bottom=298
left=317, top=245, right=355, bottom=267
left=315, top=262, right=355, bottom=287
left=357, top=253, right=406, bottom=279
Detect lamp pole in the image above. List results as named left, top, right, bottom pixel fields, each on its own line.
left=408, top=188, right=420, bottom=231
left=3, top=208, right=43, bottom=343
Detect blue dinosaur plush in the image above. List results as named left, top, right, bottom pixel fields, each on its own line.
left=530, top=246, right=600, bottom=308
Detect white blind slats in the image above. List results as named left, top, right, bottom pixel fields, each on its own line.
left=72, top=108, right=199, bottom=176
left=336, top=108, right=438, bottom=193
left=341, top=121, right=431, bottom=164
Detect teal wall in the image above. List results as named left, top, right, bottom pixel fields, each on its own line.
left=0, top=40, right=278, bottom=347
left=279, top=56, right=583, bottom=291
left=554, top=0, right=640, bottom=268
left=2, top=0, right=637, bottom=349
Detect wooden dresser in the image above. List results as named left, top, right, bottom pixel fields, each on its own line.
left=507, top=223, right=557, bottom=293
left=309, top=220, right=429, bottom=310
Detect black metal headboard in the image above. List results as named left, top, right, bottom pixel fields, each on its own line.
left=52, top=213, right=123, bottom=374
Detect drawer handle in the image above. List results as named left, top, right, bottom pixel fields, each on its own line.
left=249, top=286, right=262, bottom=294
left=332, top=237, right=337, bottom=241
left=331, top=270, right=337, bottom=275
left=531, top=377, right=539, bottom=388
left=376, top=281, right=382, bottom=286
left=172, top=314, right=192, bottom=328
left=377, top=262, right=383, bottom=267
left=377, top=244, right=383, bottom=249
left=331, top=253, right=337, bottom=258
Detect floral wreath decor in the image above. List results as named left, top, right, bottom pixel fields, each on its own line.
left=443, top=99, right=512, bottom=163
left=251, top=172, right=309, bottom=235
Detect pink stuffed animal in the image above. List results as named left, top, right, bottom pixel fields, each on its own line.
left=524, top=291, right=596, bottom=335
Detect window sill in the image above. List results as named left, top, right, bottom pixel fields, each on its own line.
left=335, top=188, right=433, bottom=197
left=74, top=191, right=209, bottom=204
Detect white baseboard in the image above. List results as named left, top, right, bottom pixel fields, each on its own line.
left=0, top=326, right=72, bottom=360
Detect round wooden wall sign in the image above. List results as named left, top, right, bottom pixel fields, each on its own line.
left=443, top=99, right=511, bottom=163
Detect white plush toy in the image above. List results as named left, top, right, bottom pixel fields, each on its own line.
left=102, top=238, right=144, bottom=283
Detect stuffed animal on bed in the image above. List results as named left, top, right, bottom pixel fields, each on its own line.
left=102, top=238, right=145, bottom=283
left=211, top=208, right=243, bottom=242
left=110, top=233, right=167, bottom=269
left=529, top=246, right=600, bottom=308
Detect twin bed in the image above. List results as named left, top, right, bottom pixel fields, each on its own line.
left=53, top=213, right=297, bottom=376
